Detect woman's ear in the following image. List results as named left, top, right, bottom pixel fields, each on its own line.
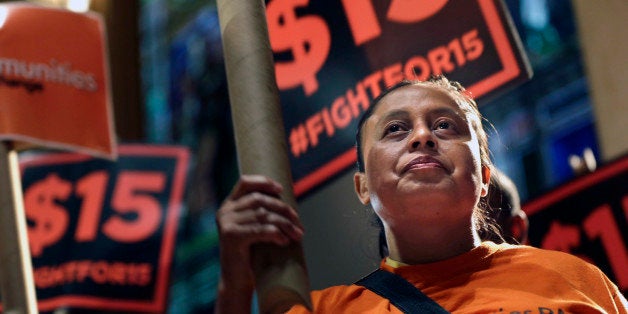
left=509, top=211, right=529, bottom=245
left=480, top=165, right=491, bottom=197
left=354, top=172, right=370, bottom=205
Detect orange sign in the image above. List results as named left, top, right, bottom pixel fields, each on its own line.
left=0, top=3, right=115, bottom=158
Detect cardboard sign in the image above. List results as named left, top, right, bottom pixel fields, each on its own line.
left=0, top=3, right=115, bottom=157
left=266, top=0, right=531, bottom=196
left=523, top=155, right=628, bottom=294
left=7, top=145, right=189, bottom=313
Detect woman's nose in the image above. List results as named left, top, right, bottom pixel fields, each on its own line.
left=409, top=126, right=436, bottom=150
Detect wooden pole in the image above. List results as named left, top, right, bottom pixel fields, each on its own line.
left=215, top=0, right=311, bottom=313
left=0, top=141, right=38, bottom=314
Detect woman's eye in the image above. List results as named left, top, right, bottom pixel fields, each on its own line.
left=434, top=120, right=458, bottom=134
left=436, top=121, right=450, bottom=129
left=384, top=123, right=406, bottom=135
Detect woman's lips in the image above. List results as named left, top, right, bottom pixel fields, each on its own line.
left=402, top=155, right=445, bottom=173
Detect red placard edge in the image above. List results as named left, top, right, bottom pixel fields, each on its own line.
left=523, top=155, right=628, bottom=216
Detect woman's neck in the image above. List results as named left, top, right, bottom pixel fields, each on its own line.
left=384, top=217, right=481, bottom=264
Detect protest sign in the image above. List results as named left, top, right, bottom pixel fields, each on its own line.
left=0, top=4, right=116, bottom=311
left=0, top=3, right=115, bottom=157
left=5, top=145, right=189, bottom=313
left=265, top=0, right=531, bottom=195
left=523, top=155, right=628, bottom=294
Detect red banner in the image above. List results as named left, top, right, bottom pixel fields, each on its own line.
left=5, top=145, right=189, bottom=313
left=523, top=155, right=628, bottom=295
left=0, top=3, right=115, bottom=157
left=265, top=0, right=532, bottom=196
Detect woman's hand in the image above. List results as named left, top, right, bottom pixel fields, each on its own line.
left=215, top=175, right=304, bottom=313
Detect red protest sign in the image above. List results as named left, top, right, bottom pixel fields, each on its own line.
left=5, top=145, right=189, bottom=313
left=266, top=0, right=531, bottom=196
left=0, top=3, right=115, bottom=157
left=523, top=155, right=628, bottom=295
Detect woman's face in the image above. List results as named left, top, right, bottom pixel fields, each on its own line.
left=354, top=84, right=489, bottom=224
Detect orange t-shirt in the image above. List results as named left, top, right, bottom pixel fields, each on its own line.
left=288, top=242, right=627, bottom=313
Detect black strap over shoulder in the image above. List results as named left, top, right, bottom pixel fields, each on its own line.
left=355, top=269, right=450, bottom=313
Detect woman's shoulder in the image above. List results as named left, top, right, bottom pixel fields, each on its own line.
left=487, top=241, right=610, bottom=281
left=491, top=242, right=593, bottom=262
left=488, top=242, right=626, bottom=310
left=309, top=283, right=371, bottom=302
left=287, top=285, right=362, bottom=314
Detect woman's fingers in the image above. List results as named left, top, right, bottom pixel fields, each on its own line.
left=235, top=191, right=302, bottom=227
left=218, top=175, right=303, bottom=247
left=228, top=174, right=283, bottom=200
left=221, top=193, right=303, bottom=243
left=216, top=175, right=304, bottom=294
left=250, top=206, right=303, bottom=244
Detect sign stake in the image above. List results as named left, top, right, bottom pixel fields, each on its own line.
left=216, top=0, right=312, bottom=313
left=0, top=141, right=38, bottom=313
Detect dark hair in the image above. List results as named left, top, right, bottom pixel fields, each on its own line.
left=354, top=76, right=500, bottom=256
left=481, top=168, right=523, bottom=244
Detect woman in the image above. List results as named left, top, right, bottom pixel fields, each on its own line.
left=215, top=76, right=626, bottom=313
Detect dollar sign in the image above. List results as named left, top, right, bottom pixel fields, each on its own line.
left=24, top=173, right=72, bottom=257
left=267, top=0, right=331, bottom=96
